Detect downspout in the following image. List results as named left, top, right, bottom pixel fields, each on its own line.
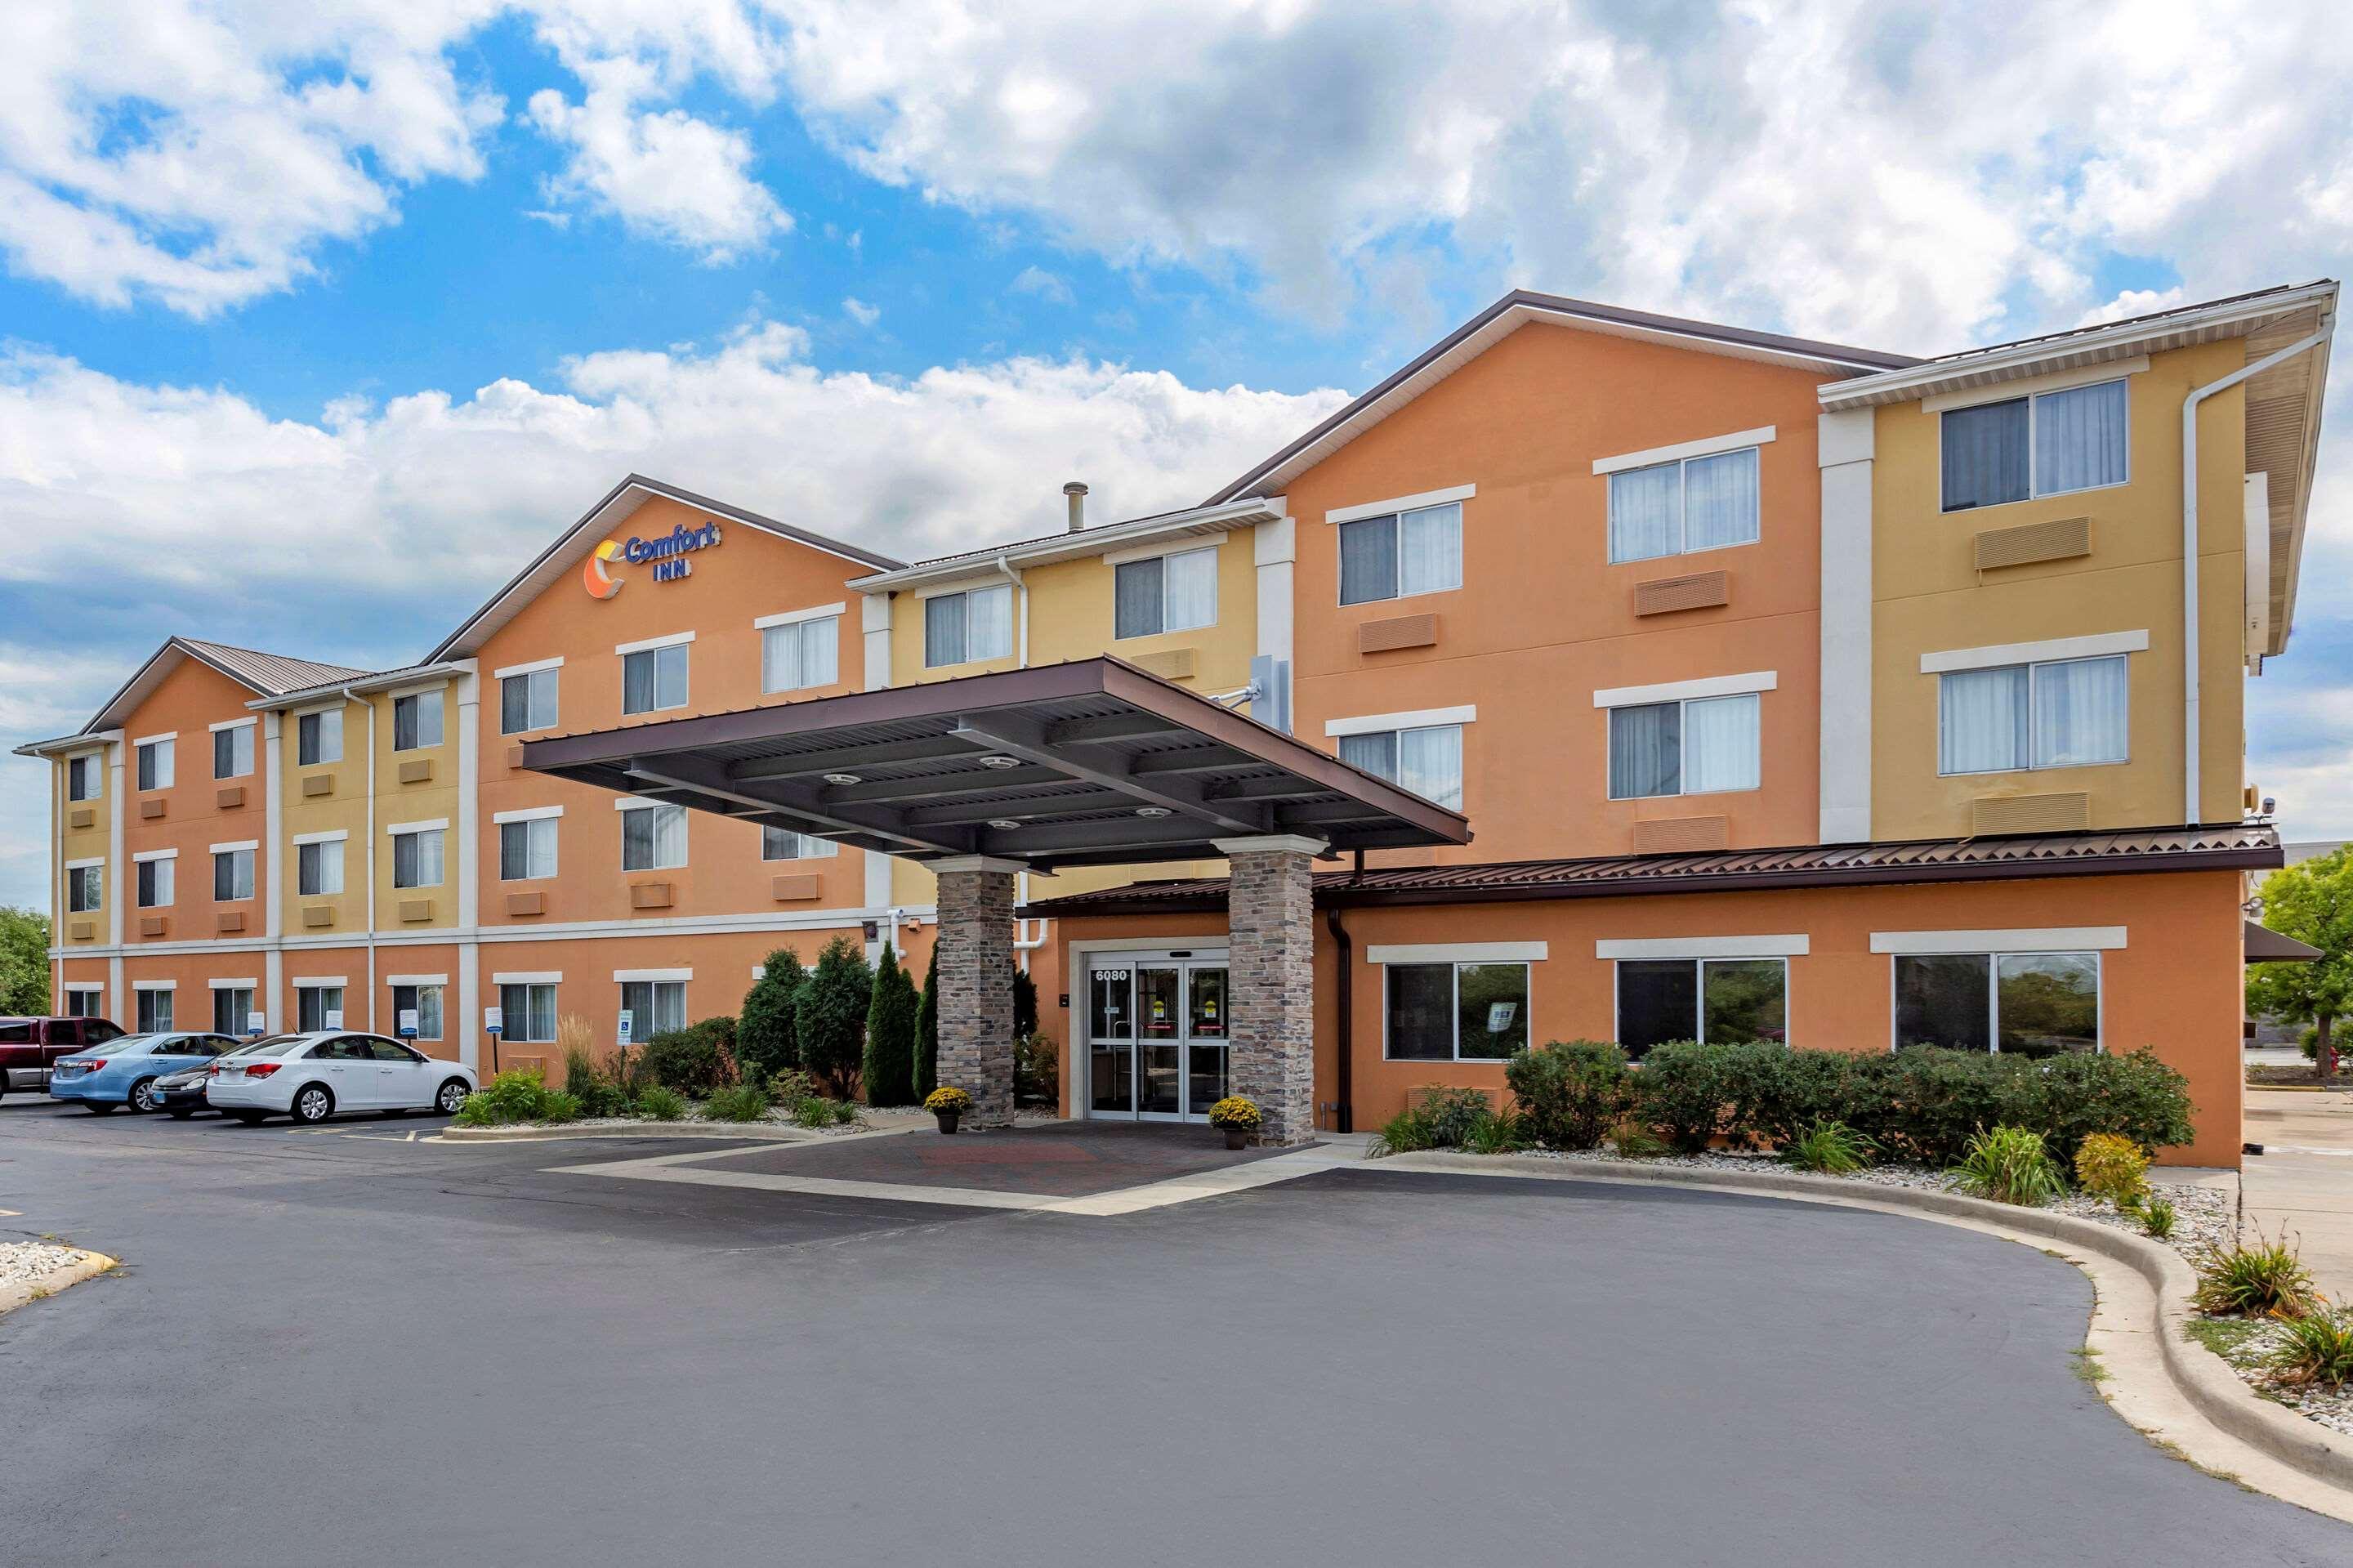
left=1325, top=901, right=1352, bottom=1135
left=2180, top=318, right=2333, bottom=824
left=343, top=686, right=375, bottom=1030
left=998, top=550, right=1038, bottom=953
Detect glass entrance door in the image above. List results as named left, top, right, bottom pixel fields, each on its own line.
left=1087, top=953, right=1228, bottom=1121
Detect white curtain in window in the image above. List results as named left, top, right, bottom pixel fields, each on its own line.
left=1940, top=666, right=2029, bottom=773
left=969, top=584, right=1013, bottom=659
left=1163, top=549, right=1217, bottom=630
left=924, top=595, right=966, bottom=666
left=1397, top=725, right=1463, bottom=810
left=1609, top=703, right=1681, bottom=798
left=1337, top=731, right=1397, bottom=780
left=1608, top=464, right=1681, bottom=562
left=1398, top=504, right=1462, bottom=596
left=2034, top=380, right=2128, bottom=496
left=415, top=829, right=444, bottom=887
left=1337, top=516, right=1398, bottom=605
left=1681, top=694, right=1761, bottom=793
left=651, top=806, right=685, bottom=867
left=1683, top=449, right=1761, bottom=551
left=2032, top=654, right=2128, bottom=767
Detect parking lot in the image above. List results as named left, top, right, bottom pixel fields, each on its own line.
left=5, top=1097, right=2351, bottom=1566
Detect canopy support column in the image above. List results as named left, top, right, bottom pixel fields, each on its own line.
left=931, top=855, right=1023, bottom=1128
left=1217, top=835, right=1327, bottom=1146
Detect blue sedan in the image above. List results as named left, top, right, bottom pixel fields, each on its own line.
left=48, top=1033, right=245, bottom=1114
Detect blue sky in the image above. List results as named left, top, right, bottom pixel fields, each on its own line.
left=2, top=1, right=2350, bottom=911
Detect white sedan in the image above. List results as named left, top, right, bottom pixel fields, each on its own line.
left=207, top=1032, right=477, bottom=1125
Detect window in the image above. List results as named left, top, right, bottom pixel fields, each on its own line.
left=621, top=804, right=686, bottom=871
left=297, top=839, right=344, bottom=896
left=64, top=989, right=104, bottom=1019
left=136, top=738, right=173, bottom=791
left=1941, top=378, right=2128, bottom=511
left=212, top=848, right=255, bottom=902
left=1383, top=962, right=1529, bottom=1061
left=1608, top=693, right=1761, bottom=799
left=1607, top=445, right=1761, bottom=563
left=1337, top=725, right=1463, bottom=811
left=296, top=709, right=342, bottom=766
left=1614, top=958, right=1788, bottom=1060
left=500, top=668, right=559, bottom=735
left=212, top=987, right=254, bottom=1035
left=391, top=984, right=444, bottom=1041
left=499, top=983, right=557, bottom=1043
left=619, top=981, right=687, bottom=1037
left=391, top=829, right=444, bottom=889
left=499, top=818, right=559, bottom=881
left=1114, top=548, right=1217, bottom=638
left=392, top=691, right=443, bottom=751
left=761, top=617, right=840, bottom=694
left=68, top=864, right=102, bottom=914
left=1895, top=952, right=2100, bottom=1057
left=136, top=989, right=173, bottom=1032
left=621, top=645, right=689, bottom=714
left=136, top=858, right=173, bottom=909
left=67, top=753, right=102, bottom=801
left=297, top=986, right=345, bottom=1032
left=761, top=825, right=838, bottom=861
left=923, top=585, right=1014, bottom=668
left=1939, top=654, right=2128, bottom=775
left=212, top=724, right=254, bottom=779
left=1338, top=502, right=1462, bottom=605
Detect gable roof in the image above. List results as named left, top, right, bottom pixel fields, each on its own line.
left=1203, top=289, right=1917, bottom=505
left=48, top=637, right=376, bottom=745
left=847, top=496, right=1286, bottom=593
left=427, top=473, right=907, bottom=662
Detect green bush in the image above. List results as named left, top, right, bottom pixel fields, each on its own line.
left=1737, top=1047, right=1864, bottom=1149
left=1627, top=1041, right=1733, bottom=1152
left=914, top=945, right=939, bottom=1101
left=1949, top=1125, right=2067, bottom=1206
left=1462, top=1110, right=1529, bottom=1154
left=541, top=1089, right=583, bottom=1123
left=790, top=1095, right=859, bottom=1129
left=634, top=1084, right=688, bottom=1122
left=451, top=1068, right=575, bottom=1127
left=637, top=1017, right=739, bottom=1096
left=1780, top=1119, right=1876, bottom=1175
left=563, top=1044, right=601, bottom=1099
left=769, top=1069, right=817, bottom=1104
left=2273, top=1310, right=2353, bottom=1386
left=1848, top=1049, right=2011, bottom=1165
left=1013, top=967, right=1039, bottom=1039
left=1415, top=1086, right=1493, bottom=1146
left=2194, top=1232, right=2320, bottom=1320
left=2134, top=1194, right=2178, bottom=1240
left=1609, top=1117, right=1667, bottom=1159
left=738, top=949, right=807, bottom=1083
left=2074, top=1132, right=2150, bottom=1206
left=1015, top=1032, right=1060, bottom=1107
left=1992, top=1048, right=2194, bottom=1168
left=795, top=936, right=873, bottom=1098
left=1503, top=1040, right=1627, bottom=1150
left=576, top=1079, right=632, bottom=1119
left=1367, top=1104, right=1438, bottom=1157
left=704, top=1082, right=773, bottom=1122
left=861, top=944, right=920, bottom=1106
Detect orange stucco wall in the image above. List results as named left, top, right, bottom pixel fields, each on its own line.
left=117, top=656, right=271, bottom=946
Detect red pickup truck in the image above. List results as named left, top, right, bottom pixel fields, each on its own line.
left=0, top=1016, right=128, bottom=1098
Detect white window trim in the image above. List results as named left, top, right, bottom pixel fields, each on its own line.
left=493, top=655, right=565, bottom=679
left=385, top=818, right=449, bottom=836
left=1922, top=357, right=2149, bottom=415
left=920, top=583, right=1015, bottom=668
left=208, top=840, right=259, bottom=855
left=914, top=574, right=1010, bottom=602
left=131, top=730, right=177, bottom=747
left=1921, top=629, right=2148, bottom=675
left=1325, top=483, right=1476, bottom=526
left=1365, top=941, right=1547, bottom=965
left=1872, top=927, right=2126, bottom=954
left=613, top=967, right=694, bottom=982
left=290, top=829, right=349, bottom=846
left=207, top=977, right=258, bottom=989
left=131, top=847, right=178, bottom=862
left=752, top=602, right=847, bottom=630
left=64, top=982, right=106, bottom=995
left=612, top=797, right=676, bottom=812
left=614, top=629, right=696, bottom=656
left=133, top=978, right=176, bottom=991
left=1597, top=935, right=1809, bottom=960
left=492, top=971, right=563, bottom=985
left=1592, top=425, right=1776, bottom=476
left=386, top=972, right=449, bottom=986
left=291, top=976, right=348, bottom=989
left=1110, top=545, right=1220, bottom=637
left=1593, top=671, right=1776, bottom=709
left=493, top=805, right=565, bottom=824
left=1325, top=705, right=1476, bottom=739
left=388, top=678, right=451, bottom=699
left=207, top=717, right=258, bottom=734
left=287, top=700, right=344, bottom=721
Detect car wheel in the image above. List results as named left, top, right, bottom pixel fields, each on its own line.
left=231, top=1110, right=268, bottom=1125
left=435, top=1079, right=471, bottom=1115
left=292, top=1084, right=335, bottom=1124
left=167, top=1106, right=196, bottom=1119
left=83, top=1101, right=117, bottom=1115
left=128, top=1078, right=160, bottom=1113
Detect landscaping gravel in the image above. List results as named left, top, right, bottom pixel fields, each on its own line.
left=2, top=1241, right=85, bottom=1289
left=2188, top=1318, right=2353, bottom=1439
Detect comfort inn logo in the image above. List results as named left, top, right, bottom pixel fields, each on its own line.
left=582, top=520, right=723, bottom=599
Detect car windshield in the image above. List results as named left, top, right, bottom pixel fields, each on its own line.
left=217, top=1039, right=278, bottom=1058
left=243, top=1034, right=313, bottom=1058
left=93, top=1033, right=165, bottom=1056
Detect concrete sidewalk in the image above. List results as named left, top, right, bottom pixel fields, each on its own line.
left=2242, top=1088, right=2353, bottom=1302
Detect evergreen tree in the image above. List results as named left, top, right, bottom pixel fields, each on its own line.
left=795, top=936, right=873, bottom=1098
left=1013, top=967, right=1038, bottom=1040
left=914, top=944, right=940, bottom=1100
left=737, top=948, right=808, bottom=1084
left=861, top=945, right=921, bottom=1106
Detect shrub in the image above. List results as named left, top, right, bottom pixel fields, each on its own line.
left=1609, top=1117, right=1667, bottom=1159
left=738, top=949, right=807, bottom=1083
left=2074, top=1132, right=2150, bottom=1207
left=796, top=936, right=873, bottom=1098
left=1503, top=1040, right=1627, bottom=1150
left=2135, top=1194, right=2177, bottom=1240
left=1013, top=967, right=1038, bottom=1039
left=1207, top=1096, right=1260, bottom=1129
left=1627, top=1041, right=1732, bottom=1152
left=575, top=1079, right=632, bottom=1119
left=560, top=1018, right=601, bottom=1099
left=1949, top=1125, right=2067, bottom=1207
left=1366, top=1104, right=1437, bottom=1158
left=705, top=1082, right=773, bottom=1123
left=451, top=1068, right=574, bottom=1127
left=540, top=1089, right=583, bottom=1124
left=861, top=944, right=920, bottom=1106
left=1414, top=1086, right=1492, bottom=1147
left=1463, top=1110, right=1529, bottom=1154
left=1780, top=1119, right=1876, bottom=1175
left=2193, top=1232, right=2320, bottom=1320
left=790, top=1096, right=836, bottom=1129
left=634, top=1084, right=687, bottom=1122
left=2272, top=1311, right=2353, bottom=1387
left=1015, top=1032, right=1060, bottom=1107
left=1994, top=1048, right=2194, bottom=1168
left=637, top=1018, right=738, bottom=1096
left=769, top=1069, right=817, bottom=1105
left=914, top=945, right=940, bottom=1101
left=1850, top=1049, right=2011, bottom=1166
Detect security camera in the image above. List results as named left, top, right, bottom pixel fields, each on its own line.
left=2262, top=797, right=2277, bottom=816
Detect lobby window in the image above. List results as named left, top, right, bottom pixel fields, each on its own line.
left=924, top=585, right=1013, bottom=668
left=136, top=988, right=174, bottom=1033
left=499, top=817, right=559, bottom=880
left=1338, top=501, right=1461, bottom=606
left=761, top=615, right=840, bottom=695
left=1114, top=547, right=1217, bottom=639
left=620, top=802, right=686, bottom=872
left=212, top=986, right=253, bottom=1035
left=212, top=723, right=255, bottom=780
left=619, top=981, right=687, bottom=1037
left=391, top=983, right=444, bottom=1041
left=67, top=753, right=102, bottom=801
left=68, top=863, right=103, bottom=914
left=136, top=737, right=173, bottom=791
left=1940, top=654, right=2127, bottom=775
left=136, top=856, right=174, bottom=909
left=1615, top=958, right=1788, bottom=1061
left=500, top=983, right=557, bottom=1043
left=622, top=644, right=690, bottom=715
left=392, top=691, right=444, bottom=751
left=65, top=988, right=105, bottom=1019
left=1941, top=378, right=2128, bottom=512
left=297, top=708, right=343, bottom=766
left=1895, top=952, right=2100, bottom=1057
left=297, top=839, right=345, bottom=896
left=297, top=985, right=345, bottom=1033
left=1608, top=445, right=1761, bottom=563
left=1608, top=693, right=1761, bottom=799
left=1337, top=724, right=1463, bottom=811
left=1384, top=962, right=1529, bottom=1061
left=761, top=825, right=838, bottom=861
left=501, top=668, right=560, bottom=735
left=212, top=847, right=255, bottom=902
left=391, top=828, right=444, bottom=890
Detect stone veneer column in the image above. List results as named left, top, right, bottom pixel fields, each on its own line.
left=929, top=856, right=1021, bottom=1128
left=1216, top=835, right=1325, bottom=1146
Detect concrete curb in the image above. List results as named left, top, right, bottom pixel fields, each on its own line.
left=1388, top=1152, right=2353, bottom=1497
left=436, top=1118, right=926, bottom=1145
left=0, top=1249, right=118, bottom=1316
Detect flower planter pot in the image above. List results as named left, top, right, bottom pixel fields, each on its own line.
left=1221, top=1126, right=1249, bottom=1150
left=935, top=1110, right=961, bottom=1134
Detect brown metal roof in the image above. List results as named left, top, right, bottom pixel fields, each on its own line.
left=1024, top=825, right=2284, bottom=914
left=1913, top=281, right=2333, bottom=368
left=178, top=639, right=373, bottom=695
left=2246, top=919, right=2324, bottom=963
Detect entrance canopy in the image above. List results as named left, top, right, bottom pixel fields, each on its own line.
left=520, top=656, right=1470, bottom=870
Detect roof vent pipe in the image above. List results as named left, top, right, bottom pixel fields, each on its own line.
left=1062, top=480, right=1087, bottom=532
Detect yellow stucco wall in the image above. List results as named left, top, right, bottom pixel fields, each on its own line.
left=369, top=682, right=462, bottom=931
left=278, top=699, right=372, bottom=936
left=56, top=748, right=110, bottom=946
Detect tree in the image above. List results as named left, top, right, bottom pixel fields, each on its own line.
left=795, top=936, right=873, bottom=1097
left=0, top=907, right=49, bottom=1015
left=2248, top=847, right=2353, bottom=1080
left=1013, top=967, right=1038, bottom=1040
left=862, top=945, right=920, bottom=1106
left=738, top=948, right=808, bottom=1083
left=914, top=944, right=940, bottom=1100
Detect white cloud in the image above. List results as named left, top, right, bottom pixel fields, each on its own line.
left=842, top=296, right=881, bottom=325
left=1010, top=265, right=1074, bottom=306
